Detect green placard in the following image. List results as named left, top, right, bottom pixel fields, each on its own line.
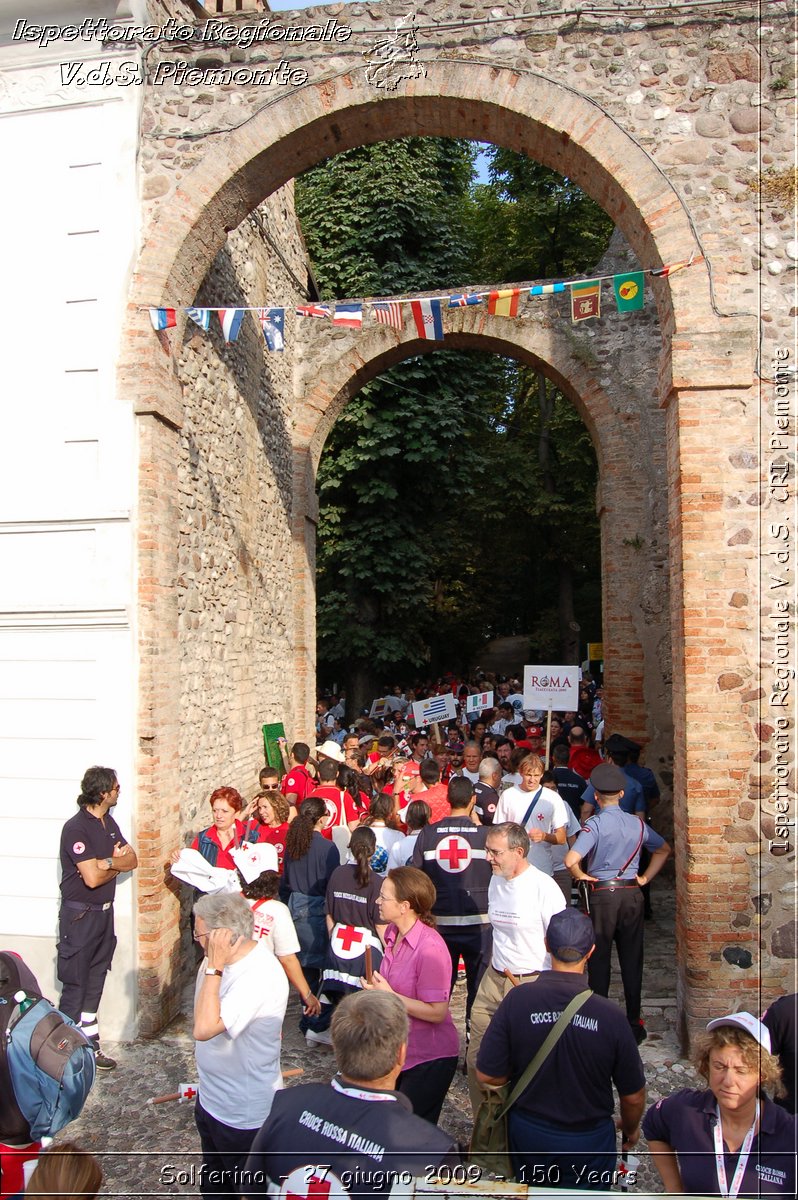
left=262, top=722, right=287, bottom=775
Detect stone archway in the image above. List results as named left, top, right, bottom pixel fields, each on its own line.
left=122, top=56, right=759, bottom=1038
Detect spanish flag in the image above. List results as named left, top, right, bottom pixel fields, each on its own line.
left=487, top=288, right=521, bottom=318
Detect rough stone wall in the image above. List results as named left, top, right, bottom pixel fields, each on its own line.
left=175, top=184, right=308, bottom=838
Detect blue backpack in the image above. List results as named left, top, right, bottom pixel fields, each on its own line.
left=0, top=951, right=96, bottom=1141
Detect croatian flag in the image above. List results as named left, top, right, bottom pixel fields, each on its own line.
left=218, top=308, right=245, bottom=342
left=529, top=283, right=565, bottom=296
left=149, top=307, right=176, bottom=331
left=186, top=307, right=211, bottom=331
left=410, top=298, right=444, bottom=341
left=333, top=303, right=363, bottom=329
left=258, top=307, right=285, bottom=352
left=449, top=294, right=482, bottom=307
left=372, top=301, right=403, bottom=331
left=296, top=303, right=331, bottom=319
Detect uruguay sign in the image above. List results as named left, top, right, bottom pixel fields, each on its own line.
left=523, top=665, right=579, bottom=710
left=412, top=692, right=458, bottom=728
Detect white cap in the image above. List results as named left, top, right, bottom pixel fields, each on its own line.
left=706, top=1012, right=772, bottom=1054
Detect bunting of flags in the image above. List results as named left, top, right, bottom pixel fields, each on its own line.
left=147, top=254, right=701, bottom=348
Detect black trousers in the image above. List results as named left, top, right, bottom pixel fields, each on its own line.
left=440, top=924, right=492, bottom=1027
left=56, top=905, right=116, bottom=1024
left=585, top=886, right=644, bottom=1021
left=398, top=1056, right=459, bottom=1125
left=194, top=1099, right=259, bottom=1200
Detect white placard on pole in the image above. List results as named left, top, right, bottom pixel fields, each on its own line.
left=522, top=665, right=580, bottom=712
left=466, top=690, right=493, bottom=715
left=412, top=693, right=458, bottom=728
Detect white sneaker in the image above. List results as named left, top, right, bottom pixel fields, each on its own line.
left=305, top=1028, right=333, bottom=1047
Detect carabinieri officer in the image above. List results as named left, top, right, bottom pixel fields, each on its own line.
left=57, top=765, right=138, bottom=1070
left=564, top=763, right=670, bottom=1045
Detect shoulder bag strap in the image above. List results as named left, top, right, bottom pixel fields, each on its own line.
left=520, top=787, right=543, bottom=829
left=617, top=818, right=646, bottom=878
left=499, top=988, right=592, bottom=1118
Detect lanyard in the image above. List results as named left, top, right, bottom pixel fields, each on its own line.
left=331, top=1076, right=398, bottom=1103
left=714, top=1098, right=759, bottom=1199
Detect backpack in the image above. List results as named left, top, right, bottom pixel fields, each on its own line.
left=0, top=951, right=96, bottom=1141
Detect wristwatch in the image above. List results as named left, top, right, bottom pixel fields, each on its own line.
left=101, top=857, right=114, bottom=870
left=204, top=968, right=223, bottom=977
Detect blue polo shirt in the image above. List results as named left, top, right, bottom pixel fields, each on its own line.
left=571, top=806, right=664, bottom=880
left=643, top=1088, right=796, bottom=1195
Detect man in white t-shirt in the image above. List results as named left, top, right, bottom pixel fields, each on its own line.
left=465, top=821, right=565, bottom=1116
left=192, top=892, right=289, bottom=1198
left=495, top=753, right=568, bottom=875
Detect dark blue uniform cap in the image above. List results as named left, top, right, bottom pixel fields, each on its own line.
left=547, top=908, right=595, bottom=961
left=590, top=763, right=627, bottom=793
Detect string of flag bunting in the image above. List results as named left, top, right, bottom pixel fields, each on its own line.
left=148, top=255, right=701, bottom=348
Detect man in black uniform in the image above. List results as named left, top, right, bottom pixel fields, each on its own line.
left=551, top=744, right=589, bottom=818
left=57, top=765, right=138, bottom=1069
left=476, top=907, right=646, bottom=1191
left=564, top=763, right=670, bottom=1045
left=412, top=776, right=492, bottom=1033
left=243, top=991, right=458, bottom=1197
left=473, top=757, right=501, bottom=825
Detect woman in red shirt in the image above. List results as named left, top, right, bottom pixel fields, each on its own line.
left=244, top=790, right=291, bottom=872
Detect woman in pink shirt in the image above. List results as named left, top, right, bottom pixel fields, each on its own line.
left=363, top=866, right=459, bottom=1123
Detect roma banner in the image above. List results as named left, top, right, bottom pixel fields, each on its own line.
left=523, top=665, right=580, bottom=711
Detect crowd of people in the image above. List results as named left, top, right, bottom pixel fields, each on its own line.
left=8, top=675, right=791, bottom=1198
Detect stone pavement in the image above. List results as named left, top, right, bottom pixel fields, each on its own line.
left=56, top=876, right=700, bottom=1197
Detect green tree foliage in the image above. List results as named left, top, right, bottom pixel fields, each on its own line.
left=295, top=140, right=609, bottom=704
left=465, top=148, right=614, bottom=282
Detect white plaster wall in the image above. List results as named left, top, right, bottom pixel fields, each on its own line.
left=0, top=20, right=142, bottom=1039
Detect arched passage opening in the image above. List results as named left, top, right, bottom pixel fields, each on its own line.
left=125, top=60, right=757, bottom=1040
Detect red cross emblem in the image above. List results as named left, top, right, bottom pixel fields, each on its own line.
left=332, top=923, right=366, bottom=959
left=283, top=1169, right=346, bottom=1199
left=323, top=798, right=337, bottom=828
left=436, top=835, right=472, bottom=873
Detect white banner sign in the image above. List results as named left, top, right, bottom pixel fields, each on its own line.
left=466, top=690, right=493, bottom=715
left=412, top=692, right=458, bottom=728
left=523, top=665, right=580, bottom=711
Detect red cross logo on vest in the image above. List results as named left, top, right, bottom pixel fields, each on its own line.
left=282, top=1168, right=346, bottom=1199
left=332, top=922, right=366, bottom=959
left=435, top=835, right=472, bottom=873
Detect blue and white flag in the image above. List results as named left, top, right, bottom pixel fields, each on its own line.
left=529, top=283, right=566, bottom=296
left=218, top=308, right=245, bottom=342
left=448, top=293, right=482, bottom=307
left=187, top=307, right=211, bottom=331
left=412, top=692, right=458, bottom=728
left=258, top=307, right=285, bottom=352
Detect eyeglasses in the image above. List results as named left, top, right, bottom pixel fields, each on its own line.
left=260, top=783, right=279, bottom=790
left=485, top=847, right=506, bottom=859
left=193, top=930, right=209, bottom=943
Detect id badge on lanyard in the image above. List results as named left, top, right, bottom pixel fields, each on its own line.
left=713, top=1098, right=759, bottom=1198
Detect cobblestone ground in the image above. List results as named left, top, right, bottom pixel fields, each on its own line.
left=58, top=877, right=698, bottom=1197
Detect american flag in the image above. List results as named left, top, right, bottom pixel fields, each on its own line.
left=372, top=301, right=403, bottom=331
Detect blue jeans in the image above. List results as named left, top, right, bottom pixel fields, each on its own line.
left=508, top=1109, right=617, bottom=1191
